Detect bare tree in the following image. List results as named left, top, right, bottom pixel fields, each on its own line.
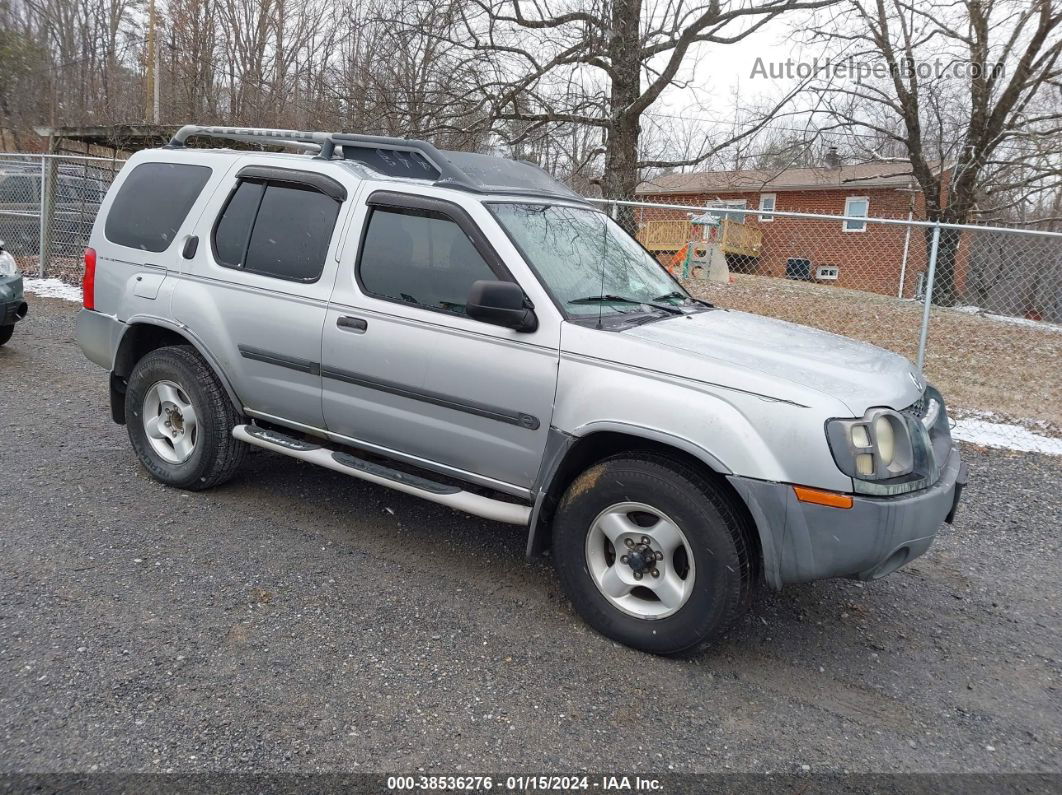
left=449, top=0, right=835, bottom=208
left=804, top=0, right=1062, bottom=303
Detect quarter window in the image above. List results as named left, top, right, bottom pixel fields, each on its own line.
left=358, top=207, right=497, bottom=316
left=843, top=196, right=869, bottom=232
left=212, top=179, right=340, bottom=282
left=105, top=162, right=211, bottom=252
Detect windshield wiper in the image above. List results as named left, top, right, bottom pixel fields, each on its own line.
left=568, top=294, right=683, bottom=315
left=653, top=290, right=714, bottom=308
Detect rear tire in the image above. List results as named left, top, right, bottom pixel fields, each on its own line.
left=551, top=453, right=753, bottom=656
left=0, top=325, right=13, bottom=346
left=125, top=345, right=247, bottom=490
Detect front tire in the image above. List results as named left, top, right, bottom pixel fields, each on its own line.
left=552, top=454, right=753, bottom=656
left=125, top=345, right=247, bottom=490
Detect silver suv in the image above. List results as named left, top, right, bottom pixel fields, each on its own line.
left=77, top=126, right=966, bottom=655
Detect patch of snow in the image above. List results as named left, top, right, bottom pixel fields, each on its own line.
left=952, top=418, right=1062, bottom=456
left=948, top=304, right=1062, bottom=333
left=23, top=278, right=82, bottom=303
left=983, top=313, right=1062, bottom=333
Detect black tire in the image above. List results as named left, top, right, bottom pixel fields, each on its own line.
left=551, top=453, right=754, bottom=656
left=125, top=345, right=247, bottom=490
left=0, top=325, right=13, bottom=347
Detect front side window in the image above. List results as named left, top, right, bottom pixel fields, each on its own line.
left=844, top=196, right=869, bottom=232
left=358, top=207, right=497, bottom=315
left=105, top=162, right=211, bottom=252
left=212, top=180, right=340, bottom=282
left=489, top=203, right=696, bottom=322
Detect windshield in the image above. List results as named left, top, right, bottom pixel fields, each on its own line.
left=488, top=202, right=692, bottom=320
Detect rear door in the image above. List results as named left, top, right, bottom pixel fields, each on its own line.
left=320, top=189, right=560, bottom=492
left=172, top=162, right=355, bottom=429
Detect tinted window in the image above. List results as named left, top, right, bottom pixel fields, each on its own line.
left=212, top=181, right=340, bottom=282
left=105, top=162, right=211, bottom=252
left=359, top=208, right=497, bottom=315
left=213, top=181, right=262, bottom=268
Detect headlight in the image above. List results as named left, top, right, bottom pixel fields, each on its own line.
left=826, top=408, right=918, bottom=490
left=0, top=250, right=18, bottom=277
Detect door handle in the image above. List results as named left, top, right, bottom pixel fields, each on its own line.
left=337, top=316, right=368, bottom=333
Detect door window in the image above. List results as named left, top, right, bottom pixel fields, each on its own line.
left=212, top=179, right=340, bottom=282
left=358, top=207, right=497, bottom=316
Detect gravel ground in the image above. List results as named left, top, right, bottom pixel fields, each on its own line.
left=0, top=296, right=1060, bottom=775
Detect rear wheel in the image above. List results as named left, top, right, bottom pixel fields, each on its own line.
left=125, top=345, right=247, bottom=490
left=0, top=325, right=13, bottom=346
left=551, top=454, right=753, bottom=656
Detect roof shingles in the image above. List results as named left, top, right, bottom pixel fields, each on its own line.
left=636, top=162, right=922, bottom=195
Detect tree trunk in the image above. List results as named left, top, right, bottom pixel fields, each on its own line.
left=924, top=225, right=961, bottom=306
left=603, top=0, right=642, bottom=232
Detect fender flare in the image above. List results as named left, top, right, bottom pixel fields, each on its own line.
left=115, top=315, right=244, bottom=414
left=525, top=421, right=734, bottom=557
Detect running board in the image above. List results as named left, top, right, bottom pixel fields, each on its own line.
left=232, top=424, right=531, bottom=525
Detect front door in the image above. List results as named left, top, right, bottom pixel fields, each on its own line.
left=321, top=190, right=559, bottom=492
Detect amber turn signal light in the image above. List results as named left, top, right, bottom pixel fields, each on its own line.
left=793, top=486, right=854, bottom=509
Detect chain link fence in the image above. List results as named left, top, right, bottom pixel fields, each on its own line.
left=599, top=197, right=1062, bottom=449
left=1, top=152, right=1058, bottom=449
left=0, top=153, right=125, bottom=283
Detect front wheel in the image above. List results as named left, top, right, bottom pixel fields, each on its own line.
left=551, top=454, right=754, bottom=656
left=125, top=345, right=247, bottom=490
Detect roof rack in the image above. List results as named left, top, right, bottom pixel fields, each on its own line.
left=166, top=125, right=587, bottom=202
left=167, top=125, right=479, bottom=190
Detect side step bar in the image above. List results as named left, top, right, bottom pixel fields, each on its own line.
left=232, top=424, right=531, bottom=526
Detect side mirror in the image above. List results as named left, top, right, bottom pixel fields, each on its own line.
left=466, top=280, right=538, bottom=332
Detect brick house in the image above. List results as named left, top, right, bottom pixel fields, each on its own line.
left=635, top=162, right=947, bottom=298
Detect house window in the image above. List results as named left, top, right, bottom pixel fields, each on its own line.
left=707, top=199, right=747, bottom=224
left=758, top=193, right=776, bottom=222
left=843, top=196, right=869, bottom=232
left=785, top=258, right=812, bottom=280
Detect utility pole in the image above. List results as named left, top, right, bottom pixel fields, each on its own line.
left=145, top=0, right=159, bottom=123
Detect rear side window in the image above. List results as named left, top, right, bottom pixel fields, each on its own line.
left=212, top=180, right=340, bottom=282
left=105, top=162, right=211, bottom=252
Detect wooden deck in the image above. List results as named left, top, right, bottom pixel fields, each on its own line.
left=637, top=218, right=763, bottom=258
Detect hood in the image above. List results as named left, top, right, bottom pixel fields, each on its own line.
left=622, top=309, right=924, bottom=415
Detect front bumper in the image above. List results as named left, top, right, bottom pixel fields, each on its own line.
left=0, top=274, right=27, bottom=325
left=730, top=446, right=966, bottom=589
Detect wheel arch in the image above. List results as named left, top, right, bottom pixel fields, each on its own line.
left=527, top=424, right=764, bottom=582
left=110, top=318, right=242, bottom=424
